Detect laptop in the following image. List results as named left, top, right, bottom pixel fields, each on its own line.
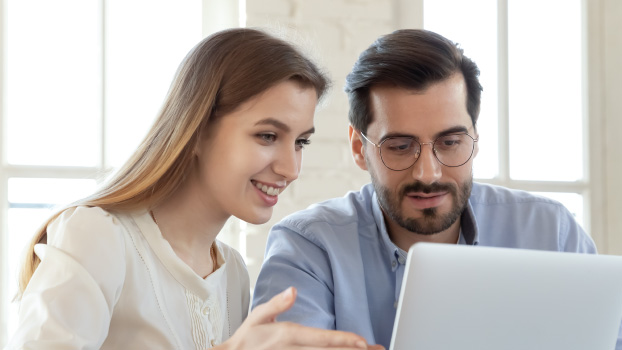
left=390, top=243, right=622, bottom=350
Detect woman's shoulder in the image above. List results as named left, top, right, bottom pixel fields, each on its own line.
left=47, top=206, right=127, bottom=249
left=52, top=205, right=117, bottom=224
left=28, top=206, right=129, bottom=328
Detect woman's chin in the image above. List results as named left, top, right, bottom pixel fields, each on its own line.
left=236, top=210, right=273, bottom=226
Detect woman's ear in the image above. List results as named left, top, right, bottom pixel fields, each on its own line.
left=348, top=125, right=368, bottom=171
left=193, top=133, right=202, bottom=157
left=193, top=128, right=207, bottom=157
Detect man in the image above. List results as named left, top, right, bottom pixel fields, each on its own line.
left=252, top=29, right=614, bottom=349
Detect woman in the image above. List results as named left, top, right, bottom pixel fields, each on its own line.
left=8, top=28, right=379, bottom=350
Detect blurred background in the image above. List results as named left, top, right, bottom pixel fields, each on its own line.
left=1, top=0, right=621, bottom=345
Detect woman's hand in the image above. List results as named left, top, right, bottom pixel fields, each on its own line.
left=218, top=287, right=384, bottom=350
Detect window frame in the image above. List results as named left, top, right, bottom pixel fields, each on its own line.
left=0, top=0, right=243, bottom=345
left=479, top=0, right=597, bottom=240
left=398, top=0, right=606, bottom=247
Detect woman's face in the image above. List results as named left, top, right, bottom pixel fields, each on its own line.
left=191, top=80, right=318, bottom=224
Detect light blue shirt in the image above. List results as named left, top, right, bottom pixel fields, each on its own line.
left=252, top=182, right=621, bottom=349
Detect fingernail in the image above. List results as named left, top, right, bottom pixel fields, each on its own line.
left=356, top=340, right=366, bottom=349
left=282, top=287, right=293, bottom=300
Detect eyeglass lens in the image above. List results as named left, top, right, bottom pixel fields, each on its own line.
left=379, top=134, right=475, bottom=170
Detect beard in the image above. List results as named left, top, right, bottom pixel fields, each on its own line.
left=372, top=175, right=473, bottom=235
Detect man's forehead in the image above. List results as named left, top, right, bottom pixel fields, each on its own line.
left=367, top=78, right=473, bottom=138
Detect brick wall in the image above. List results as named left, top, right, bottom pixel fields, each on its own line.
left=240, top=0, right=410, bottom=287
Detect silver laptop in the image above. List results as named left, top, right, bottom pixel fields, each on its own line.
left=390, top=243, right=622, bottom=350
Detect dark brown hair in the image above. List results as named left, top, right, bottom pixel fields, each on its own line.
left=344, top=29, right=482, bottom=133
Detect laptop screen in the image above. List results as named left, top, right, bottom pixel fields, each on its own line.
left=390, top=243, right=622, bottom=350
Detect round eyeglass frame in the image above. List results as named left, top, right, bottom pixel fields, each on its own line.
left=359, top=131, right=479, bottom=171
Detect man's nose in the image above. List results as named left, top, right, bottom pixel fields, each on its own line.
left=410, top=143, right=442, bottom=183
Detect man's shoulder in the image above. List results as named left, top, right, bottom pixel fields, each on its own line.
left=469, top=182, right=592, bottom=252
left=470, top=182, right=562, bottom=208
left=275, top=184, right=376, bottom=237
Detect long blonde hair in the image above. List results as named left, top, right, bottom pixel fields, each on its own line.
left=16, top=27, right=329, bottom=298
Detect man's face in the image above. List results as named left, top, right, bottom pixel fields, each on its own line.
left=351, top=74, right=478, bottom=237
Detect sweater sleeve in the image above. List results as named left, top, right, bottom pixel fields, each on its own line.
left=7, top=206, right=127, bottom=350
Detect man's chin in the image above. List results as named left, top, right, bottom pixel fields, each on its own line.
left=397, top=206, right=460, bottom=235
left=402, top=204, right=442, bottom=222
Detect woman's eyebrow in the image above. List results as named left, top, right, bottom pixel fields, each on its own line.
left=255, top=118, right=290, bottom=132
left=255, top=118, right=315, bottom=136
left=300, top=126, right=315, bottom=136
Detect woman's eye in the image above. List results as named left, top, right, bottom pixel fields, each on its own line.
left=258, top=133, right=277, bottom=143
left=295, top=138, right=311, bottom=150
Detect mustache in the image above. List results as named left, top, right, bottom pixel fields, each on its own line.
left=400, top=181, right=457, bottom=196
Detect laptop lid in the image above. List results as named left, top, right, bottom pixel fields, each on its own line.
left=390, top=243, right=622, bottom=350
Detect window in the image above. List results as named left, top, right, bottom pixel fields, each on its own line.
left=0, top=0, right=204, bottom=344
left=423, top=0, right=589, bottom=228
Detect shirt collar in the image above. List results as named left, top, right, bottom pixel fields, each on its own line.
left=370, top=191, right=402, bottom=271
left=371, top=188, right=480, bottom=270
left=461, top=199, right=479, bottom=245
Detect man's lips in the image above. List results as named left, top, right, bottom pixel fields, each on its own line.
left=406, top=191, right=448, bottom=198
left=405, top=192, right=449, bottom=209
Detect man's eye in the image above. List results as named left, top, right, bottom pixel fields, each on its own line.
left=384, top=138, right=416, bottom=154
left=392, top=144, right=410, bottom=151
left=435, top=135, right=464, bottom=150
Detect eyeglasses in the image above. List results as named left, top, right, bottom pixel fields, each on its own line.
left=360, top=131, right=478, bottom=171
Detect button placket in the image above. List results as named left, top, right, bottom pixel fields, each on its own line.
left=202, top=298, right=215, bottom=318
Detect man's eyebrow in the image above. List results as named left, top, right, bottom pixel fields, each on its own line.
left=433, top=126, right=469, bottom=139
left=255, top=118, right=315, bottom=135
left=380, top=125, right=470, bottom=141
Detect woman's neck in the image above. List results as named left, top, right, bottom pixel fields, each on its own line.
left=151, top=180, right=228, bottom=277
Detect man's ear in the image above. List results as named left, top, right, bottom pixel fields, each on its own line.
left=349, top=125, right=368, bottom=171
left=472, top=133, right=479, bottom=159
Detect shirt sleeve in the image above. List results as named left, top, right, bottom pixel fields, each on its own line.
left=7, top=206, right=127, bottom=350
left=252, top=222, right=337, bottom=330
left=557, top=204, right=597, bottom=254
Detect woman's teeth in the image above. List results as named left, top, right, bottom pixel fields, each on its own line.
left=254, top=181, right=280, bottom=196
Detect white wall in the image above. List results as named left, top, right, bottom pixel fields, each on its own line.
left=242, top=0, right=406, bottom=284
left=240, top=0, right=622, bottom=287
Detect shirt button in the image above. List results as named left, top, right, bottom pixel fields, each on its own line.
left=391, top=261, right=397, bottom=268
left=202, top=307, right=209, bottom=316
left=211, top=339, right=216, bottom=347
left=394, top=300, right=398, bottom=308
left=398, top=256, right=406, bottom=265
